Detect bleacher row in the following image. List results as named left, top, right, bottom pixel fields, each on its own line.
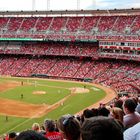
left=0, top=42, right=98, bottom=57
left=0, top=15, right=140, bottom=39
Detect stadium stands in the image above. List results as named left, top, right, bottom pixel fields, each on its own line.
left=0, top=14, right=139, bottom=40
left=0, top=9, right=140, bottom=94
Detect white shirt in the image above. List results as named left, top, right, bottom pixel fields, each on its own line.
left=124, top=122, right=140, bottom=140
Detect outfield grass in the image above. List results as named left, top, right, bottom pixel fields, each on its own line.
left=0, top=77, right=106, bottom=134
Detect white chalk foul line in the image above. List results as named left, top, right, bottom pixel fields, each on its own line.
left=61, top=105, right=70, bottom=111
left=7, top=106, right=49, bottom=133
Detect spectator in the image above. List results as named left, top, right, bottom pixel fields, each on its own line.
left=9, top=132, right=17, bottom=140
left=57, top=114, right=81, bottom=140
left=136, top=104, right=140, bottom=114
left=98, top=107, right=110, bottom=117
left=83, top=109, right=96, bottom=119
left=124, top=122, right=140, bottom=140
left=44, top=119, right=63, bottom=140
left=114, top=99, right=123, bottom=110
left=123, top=98, right=140, bottom=129
left=15, top=130, right=48, bottom=140
left=131, top=96, right=138, bottom=106
left=32, top=123, right=45, bottom=135
left=136, top=97, right=140, bottom=114
left=32, top=123, right=40, bottom=132
left=81, top=116, right=123, bottom=140
left=91, top=108, right=98, bottom=116
left=110, top=107, right=124, bottom=128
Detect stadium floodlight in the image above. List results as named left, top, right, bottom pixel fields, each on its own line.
left=47, top=0, right=50, bottom=11
left=77, top=0, right=80, bottom=10
left=93, top=0, right=96, bottom=10
left=32, top=0, right=36, bottom=11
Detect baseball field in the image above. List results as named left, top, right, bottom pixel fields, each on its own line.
left=0, top=76, right=116, bottom=135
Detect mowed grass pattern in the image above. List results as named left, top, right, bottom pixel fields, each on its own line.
left=0, top=77, right=106, bottom=134
left=0, top=85, right=69, bottom=104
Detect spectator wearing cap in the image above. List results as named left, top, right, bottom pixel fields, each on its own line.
left=123, top=98, right=140, bottom=129
left=57, top=114, right=81, bottom=140
left=44, top=119, right=63, bottom=140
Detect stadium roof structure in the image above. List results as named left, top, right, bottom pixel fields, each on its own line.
left=0, top=8, right=140, bottom=17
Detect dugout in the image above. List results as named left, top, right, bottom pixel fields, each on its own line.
left=83, top=78, right=93, bottom=82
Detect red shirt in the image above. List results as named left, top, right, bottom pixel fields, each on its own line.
left=45, top=131, right=63, bottom=140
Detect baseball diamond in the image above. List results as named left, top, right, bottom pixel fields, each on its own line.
left=0, top=77, right=116, bottom=134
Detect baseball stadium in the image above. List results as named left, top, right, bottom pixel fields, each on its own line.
left=0, top=0, right=140, bottom=139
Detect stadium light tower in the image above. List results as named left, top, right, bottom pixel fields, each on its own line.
left=93, top=0, right=96, bottom=9
left=77, top=0, right=80, bottom=10
left=32, top=0, right=36, bottom=11
left=47, top=0, right=50, bottom=11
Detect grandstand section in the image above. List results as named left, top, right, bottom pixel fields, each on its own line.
left=0, top=9, right=140, bottom=95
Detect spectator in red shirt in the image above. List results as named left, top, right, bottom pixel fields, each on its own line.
left=44, top=119, right=63, bottom=140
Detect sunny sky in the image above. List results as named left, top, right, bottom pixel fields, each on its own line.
left=0, top=0, right=139, bottom=11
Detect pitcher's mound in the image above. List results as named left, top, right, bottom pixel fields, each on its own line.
left=70, top=87, right=89, bottom=94
left=33, top=91, right=46, bottom=95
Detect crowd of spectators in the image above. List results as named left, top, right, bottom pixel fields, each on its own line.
left=0, top=55, right=140, bottom=93
left=0, top=42, right=98, bottom=57
left=0, top=15, right=140, bottom=40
